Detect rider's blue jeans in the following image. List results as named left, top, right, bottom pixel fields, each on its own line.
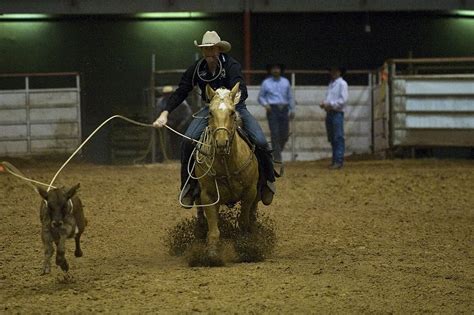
left=180, top=103, right=274, bottom=190
left=325, top=110, right=345, bottom=165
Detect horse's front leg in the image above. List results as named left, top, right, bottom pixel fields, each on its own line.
left=194, top=206, right=207, bottom=240
left=202, top=199, right=220, bottom=257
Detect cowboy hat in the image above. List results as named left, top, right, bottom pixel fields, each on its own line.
left=328, top=65, right=347, bottom=76
left=266, top=63, right=286, bottom=73
left=161, top=85, right=174, bottom=94
left=194, top=31, right=231, bottom=52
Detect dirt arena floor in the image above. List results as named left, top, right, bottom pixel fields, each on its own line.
left=0, top=159, right=473, bottom=313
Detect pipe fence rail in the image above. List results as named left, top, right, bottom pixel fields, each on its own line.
left=0, top=72, right=82, bottom=157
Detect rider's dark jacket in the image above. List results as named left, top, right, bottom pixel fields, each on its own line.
left=164, top=53, right=248, bottom=113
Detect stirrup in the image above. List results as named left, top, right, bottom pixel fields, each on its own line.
left=273, top=160, right=284, bottom=177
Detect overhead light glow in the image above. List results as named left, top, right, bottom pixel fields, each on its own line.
left=452, top=10, right=474, bottom=17
left=136, top=12, right=207, bottom=19
left=0, top=14, right=51, bottom=20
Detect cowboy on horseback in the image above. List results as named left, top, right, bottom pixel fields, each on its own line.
left=153, top=31, right=276, bottom=208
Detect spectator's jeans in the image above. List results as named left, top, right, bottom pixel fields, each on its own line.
left=325, top=111, right=345, bottom=165
left=266, top=105, right=290, bottom=162
left=181, top=103, right=275, bottom=192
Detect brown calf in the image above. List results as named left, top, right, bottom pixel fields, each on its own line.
left=37, top=184, right=86, bottom=275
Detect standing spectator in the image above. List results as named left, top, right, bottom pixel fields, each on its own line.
left=155, top=86, right=192, bottom=159
left=320, top=66, right=349, bottom=169
left=258, top=64, right=295, bottom=162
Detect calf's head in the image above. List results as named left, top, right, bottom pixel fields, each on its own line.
left=37, top=184, right=80, bottom=228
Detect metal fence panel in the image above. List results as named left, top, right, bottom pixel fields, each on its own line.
left=391, top=76, right=474, bottom=146
left=0, top=73, right=81, bottom=156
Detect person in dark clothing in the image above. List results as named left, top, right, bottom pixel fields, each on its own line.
left=155, top=86, right=192, bottom=159
left=153, top=31, right=276, bottom=208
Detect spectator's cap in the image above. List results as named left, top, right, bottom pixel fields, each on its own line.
left=266, top=63, right=286, bottom=73
left=162, top=86, right=174, bottom=94
left=328, top=65, right=347, bottom=76
left=194, top=31, right=231, bottom=52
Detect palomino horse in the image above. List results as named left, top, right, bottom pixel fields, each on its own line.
left=194, top=82, right=259, bottom=258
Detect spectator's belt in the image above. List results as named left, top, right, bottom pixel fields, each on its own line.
left=270, top=103, right=289, bottom=110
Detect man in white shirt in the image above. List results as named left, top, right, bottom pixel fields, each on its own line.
left=320, top=66, right=349, bottom=169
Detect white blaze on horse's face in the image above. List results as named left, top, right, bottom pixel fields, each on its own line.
left=209, top=88, right=236, bottom=154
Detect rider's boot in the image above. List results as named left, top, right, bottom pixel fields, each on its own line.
left=257, top=148, right=277, bottom=206
left=261, top=180, right=276, bottom=205
left=180, top=152, right=198, bottom=208
left=180, top=183, right=195, bottom=209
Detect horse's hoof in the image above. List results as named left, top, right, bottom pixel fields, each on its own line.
left=74, top=249, right=83, bottom=257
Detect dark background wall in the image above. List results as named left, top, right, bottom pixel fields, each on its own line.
left=1, top=12, right=473, bottom=162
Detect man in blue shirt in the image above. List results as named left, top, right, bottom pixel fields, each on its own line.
left=320, top=66, right=349, bottom=169
left=258, top=64, right=295, bottom=162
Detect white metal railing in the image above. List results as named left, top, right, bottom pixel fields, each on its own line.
left=0, top=72, right=82, bottom=156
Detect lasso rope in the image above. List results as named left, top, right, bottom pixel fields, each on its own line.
left=0, top=161, right=56, bottom=192
left=47, top=115, right=209, bottom=191
left=179, top=126, right=223, bottom=208
left=1, top=115, right=209, bottom=193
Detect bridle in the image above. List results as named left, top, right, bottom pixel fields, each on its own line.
left=210, top=111, right=237, bottom=155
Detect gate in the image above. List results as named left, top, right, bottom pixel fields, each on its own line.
left=0, top=72, right=82, bottom=156
left=387, top=58, right=474, bottom=148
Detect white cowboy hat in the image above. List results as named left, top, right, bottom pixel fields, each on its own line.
left=194, top=31, right=231, bottom=52
left=161, top=85, right=174, bottom=94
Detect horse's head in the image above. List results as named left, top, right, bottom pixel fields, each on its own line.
left=206, top=82, right=241, bottom=155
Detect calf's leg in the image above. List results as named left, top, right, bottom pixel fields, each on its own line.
left=55, top=234, right=69, bottom=272
left=74, top=233, right=83, bottom=257
left=41, top=230, right=54, bottom=275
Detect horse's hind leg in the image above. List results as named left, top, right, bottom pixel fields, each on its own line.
left=240, top=187, right=258, bottom=234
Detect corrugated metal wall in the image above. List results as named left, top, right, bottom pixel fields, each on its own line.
left=0, top=74, right=82, bottom=156
left=246, top=85, right=373, bottom=161
left=391, top=75, right=474, bottom=147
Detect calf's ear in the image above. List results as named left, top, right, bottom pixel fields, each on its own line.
left=66, top=183, right=80, bottom=199
left=37, top=187, right=48, bottom=200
